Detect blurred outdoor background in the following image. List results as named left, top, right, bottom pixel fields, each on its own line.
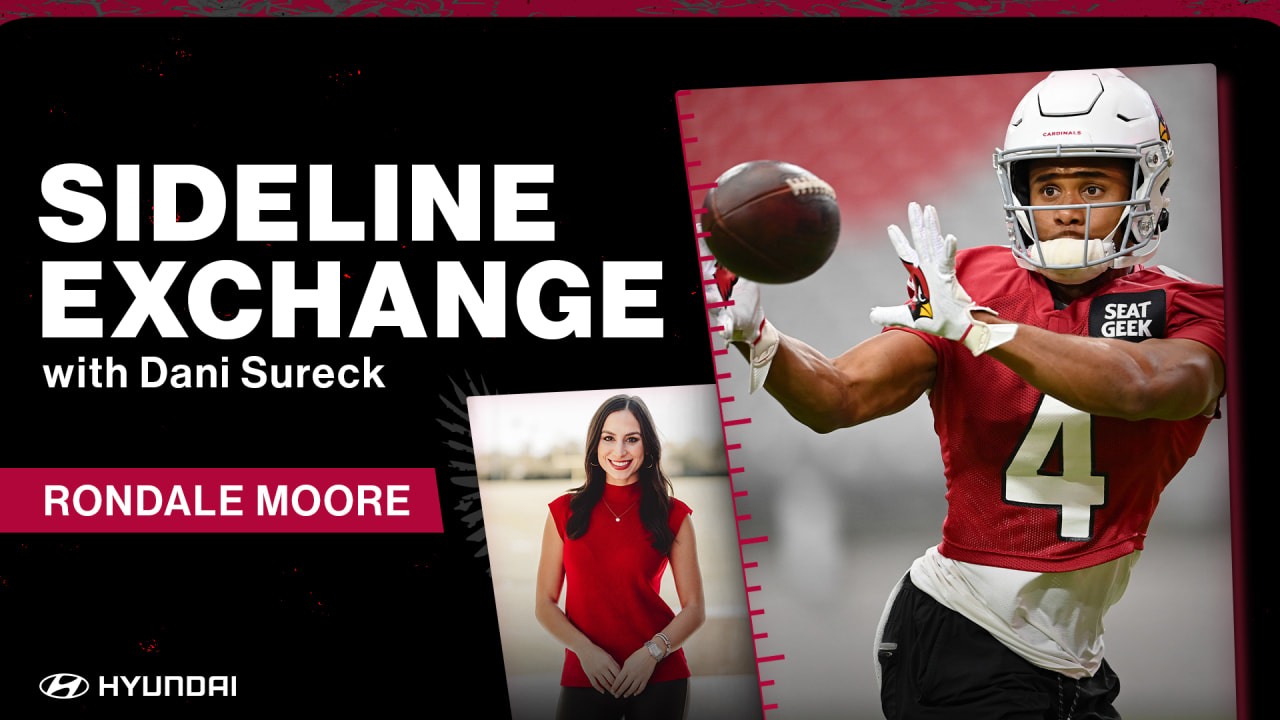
left=677, top=65, right=1233, bottom=720
left=470, top=385, right=763, bottom=720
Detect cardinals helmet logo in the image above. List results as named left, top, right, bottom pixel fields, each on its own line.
left=1153, top=99, right=1171, bottom=142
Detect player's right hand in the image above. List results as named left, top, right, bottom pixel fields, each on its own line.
left=701, top=236, right=765, bottom=345
left=700, top=234, right=778, bottom=392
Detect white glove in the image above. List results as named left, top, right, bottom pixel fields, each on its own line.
left=869, top=203, right=1017, bottom=356
left=700, top=235, right=778, bottom=393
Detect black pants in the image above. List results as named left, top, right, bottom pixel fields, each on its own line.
left=877, top=575, right=1121, bottom=720
left=555, top=678, right=690, bottom=720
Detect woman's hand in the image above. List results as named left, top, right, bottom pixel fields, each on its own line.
left=576, top=643, right=622, bottom=695
left=610, top=646, right=658, bottom=697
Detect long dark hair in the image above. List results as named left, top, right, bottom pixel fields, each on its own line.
left=565, top=394, right=677, bottom=555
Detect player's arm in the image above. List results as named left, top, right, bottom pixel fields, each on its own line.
left=705, top=240, right=937, bottom=434
left=869, top=203, right=1224, bottom=422
left=735, top=329, right=937, bottom=433
left=979, top=315, right=1224, bottom=421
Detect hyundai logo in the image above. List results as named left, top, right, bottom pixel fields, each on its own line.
left=40, top=673, right=90, bottom=700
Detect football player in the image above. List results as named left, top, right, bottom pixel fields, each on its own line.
left=705, top=69, right=1225, bottom=719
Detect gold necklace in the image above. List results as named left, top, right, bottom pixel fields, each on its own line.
left=603, top=500, right=637, bottom=522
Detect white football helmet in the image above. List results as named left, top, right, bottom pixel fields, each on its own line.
left=994, top=69, right=1173, bottom=282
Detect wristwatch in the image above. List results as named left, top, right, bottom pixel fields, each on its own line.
left=644, top=640, right=665, bottom=661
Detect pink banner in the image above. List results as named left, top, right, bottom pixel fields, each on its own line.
left=0, top=468, right=441, bottom=532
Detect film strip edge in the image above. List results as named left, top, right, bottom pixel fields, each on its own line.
left=675, top=88, right=783, bottom=718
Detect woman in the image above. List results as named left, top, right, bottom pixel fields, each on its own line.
left=536, top=394, right=706, bottom=720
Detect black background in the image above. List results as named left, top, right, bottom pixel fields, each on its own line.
left=2, top=17, right=1274, bottom=717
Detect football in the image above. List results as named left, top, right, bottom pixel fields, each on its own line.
left=702, top=160, right=841, bottom=284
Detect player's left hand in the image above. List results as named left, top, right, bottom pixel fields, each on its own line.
left=609, top=646, right=658, bottom=698
left=869, top=202, right=1017, bottom=356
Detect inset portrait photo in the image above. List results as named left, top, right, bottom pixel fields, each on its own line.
left=469, top=385, right=762, bottom=720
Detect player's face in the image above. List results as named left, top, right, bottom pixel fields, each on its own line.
left=1026, top=157, right=1132, bottom=244
left=597, top=410, right=645, bottom=486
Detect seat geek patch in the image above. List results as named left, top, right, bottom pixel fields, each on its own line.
left=1090, top=290, right=1167, bottom=342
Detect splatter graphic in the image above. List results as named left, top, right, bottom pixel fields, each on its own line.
left=438, top=372, right=494, bottom=569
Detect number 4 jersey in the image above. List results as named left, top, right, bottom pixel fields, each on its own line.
left=895, top=244, right=1227, bottom=574
left=886, top=245, right=1226, bottom=677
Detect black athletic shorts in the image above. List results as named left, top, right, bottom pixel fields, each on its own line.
left=877, top=574, right=1121, bottom=720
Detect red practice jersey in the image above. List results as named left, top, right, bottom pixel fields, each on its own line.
left=894, top=245, right=1226, bottom=573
